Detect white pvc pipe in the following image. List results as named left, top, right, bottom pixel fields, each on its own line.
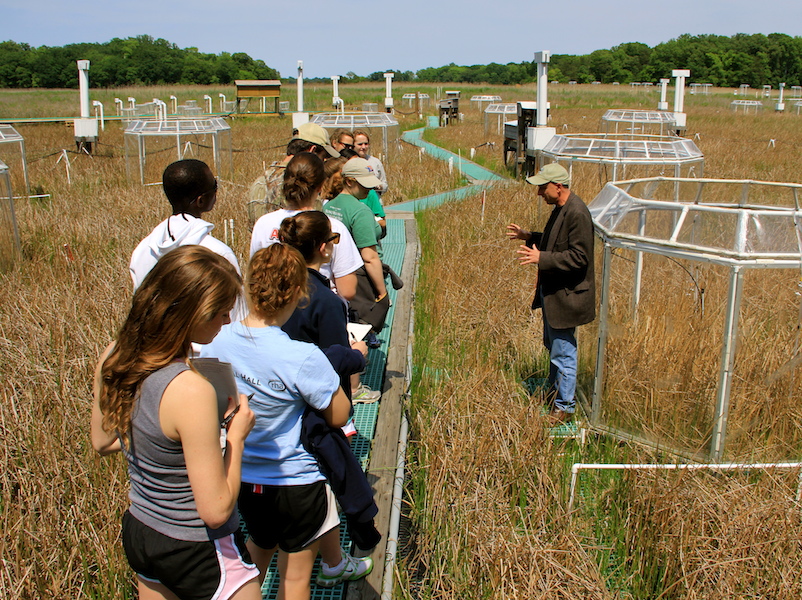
left=92, top=100, right=104, bottom=131
left=127, top=96, right=136, bottom=109
left=203, top=95, right=212, bottom=114
left=219, top=93, right=226, bottom=112
left=114, top=98, right=123, bottom=116
left=568, top=461, right=802, bottom=512
left=169, top=95, right=177, bottom=114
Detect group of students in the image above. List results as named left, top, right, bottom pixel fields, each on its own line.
left=91, top=128, right=395, bottom=600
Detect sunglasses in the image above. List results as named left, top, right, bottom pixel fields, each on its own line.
left=325, top=232, right=341, bottom=244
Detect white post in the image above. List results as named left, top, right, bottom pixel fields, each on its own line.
left=218, top=93, right=226, bottom=112
left=114, top=98, right=123, bottom=116
left=74, top=60, right=99, bottom=150
left=203, top=95, right=212, bottom=114
left=534, top=51, right=550, bottom=127
left=530, top=51, right=557, bottom=151
left=672, top=69, right=690, bottom=129
left=128, top=96, right=136, bottom=109
left=384, top=72, right=394, bottom=112
left=658, top=78, right=670, bottom=110
left=331, top=75, right=341, bottom=108
left=77, top=60, right=91, bottom=118
left=169, top=95, right=177, bottom=114
left=776, top=82, right=786, bottom=112
left=297, top=60, right=304, bottom=112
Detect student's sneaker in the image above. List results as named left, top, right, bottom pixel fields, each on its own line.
left=353, top=384, right=381, bottom=404
left=316, top=552, right=374, bottom=587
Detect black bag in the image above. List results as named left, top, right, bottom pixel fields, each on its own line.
left=349, top=266, right=390, bottom=332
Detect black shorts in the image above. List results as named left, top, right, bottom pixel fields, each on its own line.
left=122, top=511, right=258, bottom=600
left=238, top=480, right=337, bottom=553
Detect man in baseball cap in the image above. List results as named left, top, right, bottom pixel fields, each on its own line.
left=525, top=162, right=571, bottom=187
left=506, top=162, right=596, bottom=426
left=295, top=122, right=340, bottom=158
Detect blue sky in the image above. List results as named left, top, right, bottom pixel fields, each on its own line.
left=2, top=0, right=801, bottom=79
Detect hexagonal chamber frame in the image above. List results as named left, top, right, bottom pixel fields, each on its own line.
left=589, top=177, right=802, bottom=462
left=124, top=118, right=233, bottom=186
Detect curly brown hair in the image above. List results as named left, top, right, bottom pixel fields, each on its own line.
left=319, top=156, right=347, bottom=200
left=99, top=246, right=241, bottom=444
left=247, top=243, right=309, bottom=318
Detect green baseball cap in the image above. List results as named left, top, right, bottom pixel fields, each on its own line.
left=526, top=163, right=570, bottom=186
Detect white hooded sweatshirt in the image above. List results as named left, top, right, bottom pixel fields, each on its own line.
left=130, top=213, right=247, bottom=321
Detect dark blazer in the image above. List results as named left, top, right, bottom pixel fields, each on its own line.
left=527, top=192, right=596, bottom=329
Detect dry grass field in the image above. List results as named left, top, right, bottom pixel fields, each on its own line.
left=1, top=82, right=802, bottom=598
left=402, top=84, right=802, bottom=598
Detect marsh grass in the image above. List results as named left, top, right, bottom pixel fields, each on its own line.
left=403, top=86, right=802, bottom=598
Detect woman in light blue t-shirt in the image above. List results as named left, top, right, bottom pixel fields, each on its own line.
left=201, top=243, right=369, bottom=599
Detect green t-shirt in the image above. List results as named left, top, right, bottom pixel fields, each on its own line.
left=323, top=193, right=381, bottom=249
left=360, top=189, right=386, bottom=219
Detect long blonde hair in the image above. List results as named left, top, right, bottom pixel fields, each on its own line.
left=99, top=246, right=241, bottom=442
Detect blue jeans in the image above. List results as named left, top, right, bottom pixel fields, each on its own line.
left=542, top=311, right=577, bottom=414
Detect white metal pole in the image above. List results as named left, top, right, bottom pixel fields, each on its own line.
left=592, top=244, right=613, bottom=424
left=331, top=75, right=340, bottom=108
left=297, top=60, right=304, bottom=112
left=534, top=51, right=551, bottom=127
left=77, top=60, right=91, bottom=118
left=384, top=72, right=394, bottom=112
left=711, top=265, right=744, bottom=461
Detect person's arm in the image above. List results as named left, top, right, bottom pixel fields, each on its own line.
left=161, top=372, right=255, bottom=529
left=320, top=386, right=351, bottom=428
left=332, top=271, right=357, bottom=301
left=374, top=159, right=388, bottom=194
left=91, top=343, right=122, bottom=456
left=359, top=245, right=388, bottom=299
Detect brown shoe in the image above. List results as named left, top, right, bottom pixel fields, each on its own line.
left=547, top=409, right=571, bottom=426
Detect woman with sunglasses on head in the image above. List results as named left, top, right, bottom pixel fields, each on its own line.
left=250, top=152, right=363, bottom=302
left=91, top=245, right=261, bottom=600
left=279, top=211, right=366, bottom=357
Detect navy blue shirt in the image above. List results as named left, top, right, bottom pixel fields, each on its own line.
left=283, top=269, right=349, bottom=349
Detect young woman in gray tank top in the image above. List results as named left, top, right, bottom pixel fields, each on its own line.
left=91, top=245, right=262, bottom=600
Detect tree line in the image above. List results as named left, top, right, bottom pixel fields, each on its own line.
left=1, top=33, right=800, bottom=89
left=0, top=36, right=279, bottom=88
left=414, top=34, right=802, bottom=88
